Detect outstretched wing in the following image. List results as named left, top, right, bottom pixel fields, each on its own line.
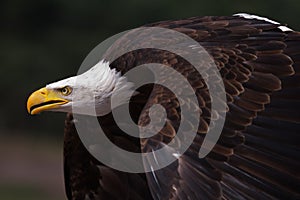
left=138, top=16, right=300, bottom=200
left=63, top=15, right=300, bottom=200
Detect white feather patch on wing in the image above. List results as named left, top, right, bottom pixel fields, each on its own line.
left=233, top=13, right=293, bottom=32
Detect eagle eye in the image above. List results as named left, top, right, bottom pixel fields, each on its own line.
left=60, top=86, right=72, bottom=96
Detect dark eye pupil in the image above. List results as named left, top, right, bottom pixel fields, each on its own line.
left=60, top=87, right=71, bottom=95
left=62, top=87, right=68, bottom=94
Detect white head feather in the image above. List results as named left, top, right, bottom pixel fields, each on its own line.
left=46, top=60, right=134, bottom=116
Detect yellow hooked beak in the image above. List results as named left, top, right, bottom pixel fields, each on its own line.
left=27, top=87, right=69, bottom=115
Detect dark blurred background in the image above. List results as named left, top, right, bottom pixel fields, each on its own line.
left=0, top=0, right=299, bottom=199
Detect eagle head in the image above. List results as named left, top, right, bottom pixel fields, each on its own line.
left=27, top=60, right=134, bottom=116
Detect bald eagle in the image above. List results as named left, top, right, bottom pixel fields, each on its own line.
left=27, top=14, right=300, bottom=200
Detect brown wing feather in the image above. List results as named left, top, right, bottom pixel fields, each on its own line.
left=63, top=15, right=300, bottom=199
left=64, top=113, right=153, bottom=200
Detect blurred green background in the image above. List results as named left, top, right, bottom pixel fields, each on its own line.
left=0, top=0, right=299, bottom=199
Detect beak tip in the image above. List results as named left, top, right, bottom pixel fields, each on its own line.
left=27, top=109, right=33, bottom=115
left=26, top=88, right=44, bottom=115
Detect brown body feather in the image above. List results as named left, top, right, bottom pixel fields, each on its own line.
left=64, top=15, right=300, bottom=199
